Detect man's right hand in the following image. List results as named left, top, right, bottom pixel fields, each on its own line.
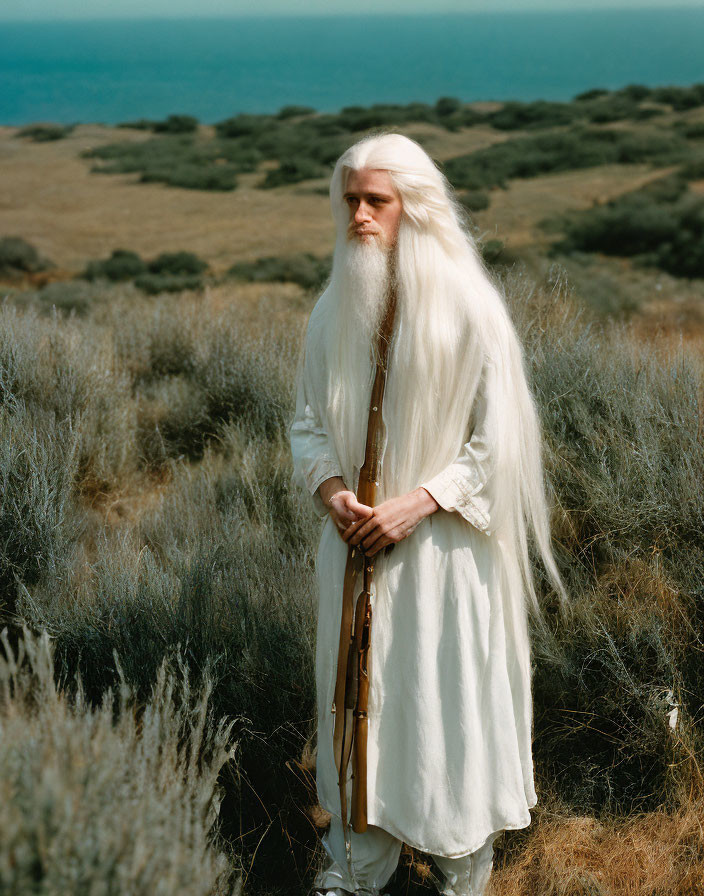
left=317, top=476, right=373, bottom=536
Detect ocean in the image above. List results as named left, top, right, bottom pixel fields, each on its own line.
left=1, top=7, right=703, bottom=126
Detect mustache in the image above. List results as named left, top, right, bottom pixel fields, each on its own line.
left=347, top=224, right=382, bottom=238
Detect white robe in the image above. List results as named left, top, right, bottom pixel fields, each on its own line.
left=289, top=313, right=537, bottom=859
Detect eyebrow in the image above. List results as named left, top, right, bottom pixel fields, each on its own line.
left=342, top=190, right=396, bottom=201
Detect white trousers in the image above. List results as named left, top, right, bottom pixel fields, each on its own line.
left=313, top=814, right=498, bottom=896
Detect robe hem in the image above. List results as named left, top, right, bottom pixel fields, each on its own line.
left=318, top=794, right=537, bottom=859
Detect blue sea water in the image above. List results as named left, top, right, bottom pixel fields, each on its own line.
left=1, top=8, right=703, bottom=125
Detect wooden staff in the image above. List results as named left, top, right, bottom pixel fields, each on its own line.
left=331, top=288, right=397, bottom=852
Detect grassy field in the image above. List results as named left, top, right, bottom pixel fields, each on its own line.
left=1, top=89, right=704, bottom=894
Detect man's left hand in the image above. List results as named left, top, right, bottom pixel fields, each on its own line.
left=342, top=487, right=439, bottom=556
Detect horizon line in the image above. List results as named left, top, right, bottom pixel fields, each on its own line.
left=2, top=3, right=703, bottom=23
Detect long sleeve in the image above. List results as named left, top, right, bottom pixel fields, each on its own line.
left=289, top=331, right=344, bottom=520
left=419, top=358, right=497, bottom=536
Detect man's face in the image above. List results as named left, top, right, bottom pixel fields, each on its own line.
left=343, top=168, right=403, bottom=249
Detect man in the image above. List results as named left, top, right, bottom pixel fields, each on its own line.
left=289, top=133, right=567, bottom=896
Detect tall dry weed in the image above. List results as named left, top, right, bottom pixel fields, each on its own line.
left=0, top=624, right=241, bottom=895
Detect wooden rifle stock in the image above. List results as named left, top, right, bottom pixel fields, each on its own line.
left=332, top=289, right=396, bottom=840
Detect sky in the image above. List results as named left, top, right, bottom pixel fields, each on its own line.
left=2, top=0, right=704, bottom=20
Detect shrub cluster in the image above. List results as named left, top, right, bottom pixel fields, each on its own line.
left=0, top=235, right=54, bottom=277
left=15, top=123, right=75, bottom=141
left=82, top=248, right=209, bottom=293
left=82, top=135, right=244, bottom=191
left=227, top=252, right=331, bottom=290
left=118, top=113, right=199, bottom=133
left=442, top=126, right=692, bottom=191
left=457, top=189, right=491, bottom=212
left=547, top=174, right=704, bottom=277
left=88, top=87, right=704, bottom=193
left=486, top=84, right=704, bottom=131
left=575, top=82, right=704, bottom=112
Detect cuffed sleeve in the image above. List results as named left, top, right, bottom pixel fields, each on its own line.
left=420, top=359, right=496, bottom=536
left=289, top=334, right=345, bottom=520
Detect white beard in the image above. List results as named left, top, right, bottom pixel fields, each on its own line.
left=336, top=235, right=394, bottom=353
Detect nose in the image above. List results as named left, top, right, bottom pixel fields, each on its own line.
left=354, top=201, right=372, bottom=224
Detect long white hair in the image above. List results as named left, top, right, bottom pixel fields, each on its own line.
left=308, top=132, right=567, bottom=620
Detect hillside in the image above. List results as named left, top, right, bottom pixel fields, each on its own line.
left=1, top=89, right=704, bottom=896
left=2, top=86, right=704, bottom=345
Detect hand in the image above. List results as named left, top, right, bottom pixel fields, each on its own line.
left=342, top=487, right=439, bottom=557
left=318, top=477, right=374, bottom=536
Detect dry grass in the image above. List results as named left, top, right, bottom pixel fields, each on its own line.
left=488, top=796, right=704, bottom=896
left=0, top=625, right=239, bottom=895
left=0, top=124, right=335, bottom=275
left=487, top=163, right=682, bottom=252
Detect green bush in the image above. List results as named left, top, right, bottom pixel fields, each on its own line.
left=443, top=126, right=692, bottom=191
left=485, top=90, right=661, bottom=132
left=214, top=113, right=275, bottom=139
left=573, top=84, right=672, bottom=109
left=135, top=273, right=204, bottom=295
left=583, top=96, right=640, bottom=123
left=260, top=156, right=327, bottom=188
left=547, top=176, right=704, bottom=277
left=0, top=236, right=53, bottom=276
left=651, top=83, right=704, bottom=111
left=457, top=189, right=490, bottom=212
left=117, top=117, right=158, bottom=130
left=153, top=113, right=200, bottom=133
left=563, top=261, right=642, bottom=316
left=680, top=155, right=704, bottom=181
left=486, top=100, right=578, bottom=131
left=276, top=105, right=316, bottom=119
left=81, top=249, right=208, bottom=290
left=142, top=164, right=238, bottom=191
left=574, top=88, right=611, bottom=102
left=479, top=238, right=505, bottom=264
left=149, top=251, right=209, bottom=276
left=15, top=123, right=74, bottom=141
left=83, top=248, right=147, bottom=281
left=676, top=120, right=704, bottom=140
left=212, top=140, right=262, bottom=171
left=227, top=253, right=331, bottom=290
left=630, top=106, right=665, bottom=121
left=83, top=135, right=195, bottom=171
left=82, top=136, right=241, bottom=191
left=193, top=328, right=295, bottom=442
left=435, top=96, right=462, bottom=117
left=617, top=84, right=654, bottom=102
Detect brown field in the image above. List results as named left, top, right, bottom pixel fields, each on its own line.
left=2, top=120, right=703, bottom=351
